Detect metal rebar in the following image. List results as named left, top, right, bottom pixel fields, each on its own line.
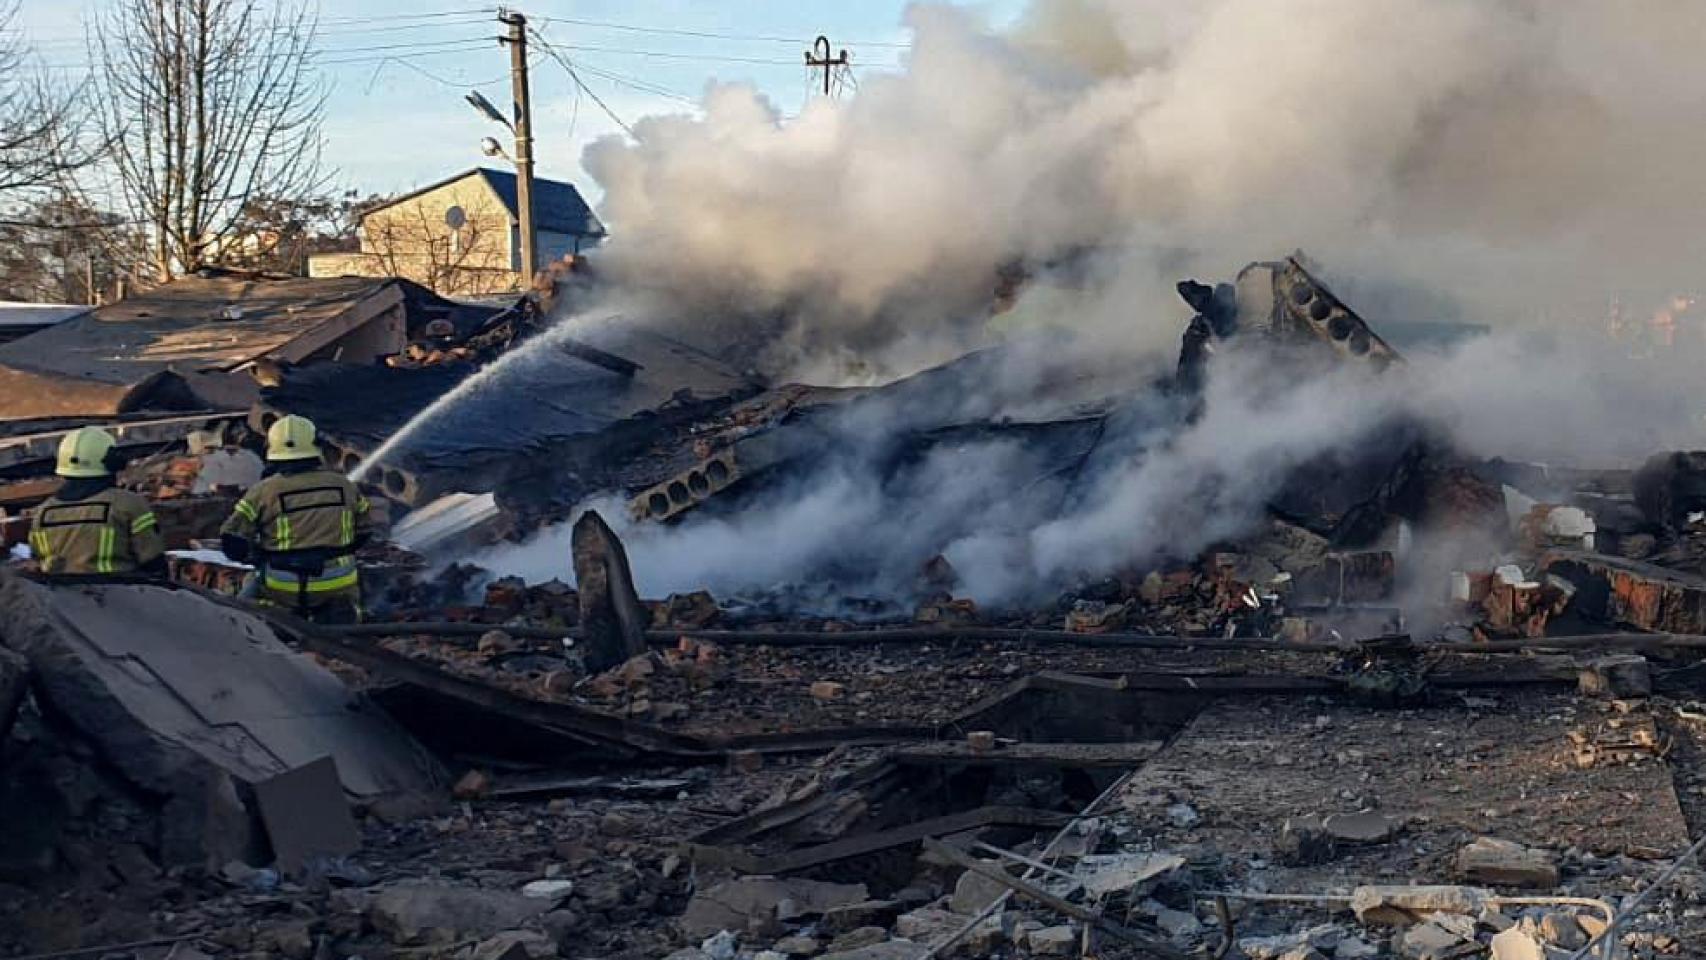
left=921, top=768, right=1140, bottom=959
left=971, top=840, right=1085, bottom=884
left=1564, top=831, right=1706, bottom=960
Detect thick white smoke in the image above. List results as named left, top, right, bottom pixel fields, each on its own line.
left=473, top=0, right=1706, bottom=609
left=585, top=0, right=1706, bottom=378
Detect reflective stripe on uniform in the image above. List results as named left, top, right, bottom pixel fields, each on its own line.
left=263, top=558, right=358, bottom=594
left=274, top=514, right=292, bottom=550
left=96, top=526, right=115, bottom=574
left=29, top=529, right=49, bottom=561
left=235, top=499, right=259, bottom=521
left=340, top=509, right=353, bottom=546
left=131, top=512, right=157, bottom=534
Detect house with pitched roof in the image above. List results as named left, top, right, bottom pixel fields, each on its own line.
left=308, top=167, right=605, bottom=295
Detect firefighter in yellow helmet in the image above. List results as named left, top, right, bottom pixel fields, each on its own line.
left=29, top=427, right=165, bottom=579
left=220, top=415, right=374, bottom=623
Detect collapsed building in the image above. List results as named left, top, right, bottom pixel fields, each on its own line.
left=3, top=256, right=1706, bottom=960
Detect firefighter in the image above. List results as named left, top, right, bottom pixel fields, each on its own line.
left=30, top=427, right=165, bottom=579
left=220, top=415, right=374, bottom=623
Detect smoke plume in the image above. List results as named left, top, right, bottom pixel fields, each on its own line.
left=475, top=0, right=1706, bottom=610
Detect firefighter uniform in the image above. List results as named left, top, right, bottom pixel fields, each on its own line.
left=30, top=428, right=165, bottom=577
left=220, top=416, right=374, bottom=621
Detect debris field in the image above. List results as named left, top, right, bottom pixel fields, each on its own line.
left=4, top=255, right=1706, bottom=960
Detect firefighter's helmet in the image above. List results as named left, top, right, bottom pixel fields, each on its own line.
left=56, top=427, right=118, bottom=478
left=266, top=415, right=321, bottom=462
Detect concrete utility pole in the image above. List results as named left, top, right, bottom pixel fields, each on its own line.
left=499, top=9, right=537, bottom=286
left=805, top=35, right=849, bottom=97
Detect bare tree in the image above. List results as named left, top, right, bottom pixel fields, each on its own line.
left=89, top=0, right=328, bottom=281
left=0, top=1, right=92, bottom=198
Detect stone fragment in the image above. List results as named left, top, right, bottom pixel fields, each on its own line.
left=821, top=900, right=903, bottom=933
left=825, top=927, right=888, bottom=953
left=1398, top=920, right=1476, bottom=960
left=1350, top=885, right=1490, bottom=926
left=367, top=882, right=552, bottom=945
left=774, top=935, right=822, bottom=957
left=521, top=879, right=575, bottom=901
left=966, top=730, right=995, bottom=752
left=1278, top=949, right=1327, bottom=960
left=1025, top=925, right=1078, bottom=957
left=452, top=769, right=491, bottom=800
left=1074, top=851, right=1185, bottom=896
left=471, top=930, right=557, bottom=960
left=1455, top=838, right=1559, bottom=888
left=1322, top=811, right=1401, bottom=843
left=892, top=906, right=960, bottom=943
left=702, top=930, right=739, bottom=960
left=949, top=863, right=1008, bottom=914
left=729, top=749, right=764, bottom=774
left=679, top=878, right=868, bottom=940
left=262, top=921, right=315, bottom=960
left=1240, top=927, right=1346, bottom=960
left=810, top=681, right=846, bottom=701
left=662, top=950, right=711, bottom=960
left=818, top=944, right=927, bottom=960
left=477, top=630, right=516, bottom=657
left=1166, top=803, right=1200, bottom=828
left=1538, top=912, right=1586, bottom=949
left=963, top=913, right=1007, bottom=954
left=1488, top=928, right=1545, bottom=960
left=1334, top=938, right=1379, bottom=959
left=1154, top=904, right=1203, bottom=939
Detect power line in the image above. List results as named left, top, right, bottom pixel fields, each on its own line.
left=22, top=15, right=495, bottom=50
left=530, top=13, right=911, bottom=48
left=529, top=31, right=635, bottom=138
left=569, top=60, right=698, bottom=107
left=43, top=38, right=498, bottom=70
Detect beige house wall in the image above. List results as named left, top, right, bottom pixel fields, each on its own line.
left=308, top=175, right=521, bottom=295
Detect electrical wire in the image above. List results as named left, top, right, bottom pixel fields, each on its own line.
left=568, top=60, right=699, bottom=107
left=526, top=12, right=911, bottom=48
left=528, top=31, right=635, bottom=138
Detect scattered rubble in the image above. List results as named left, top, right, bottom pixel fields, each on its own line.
left=6, top=256, right=1706, bottom=958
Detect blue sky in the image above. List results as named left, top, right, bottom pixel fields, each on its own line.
left=17, top=1, right=1024, bottom=201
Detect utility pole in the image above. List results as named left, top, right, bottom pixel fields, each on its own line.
left=805, top=35, right=848, bottom=97
left=499, top=9, right=537, bottom=287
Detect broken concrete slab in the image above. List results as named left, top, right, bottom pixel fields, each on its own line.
left=1455, top=837, right=1559, bottom=889
left=1350, top=886, right=1491, bottom=926
left=365, top=881, right=554, bottom=945
left=1072, top=851, right=1185, bottom=896
left=572, top=509, right=649, bottom=672
left=252, top=756, right=362, bottom=874
left=678, top=877, right=868, bottom=940
left=0, top=573, right=442, bottom=867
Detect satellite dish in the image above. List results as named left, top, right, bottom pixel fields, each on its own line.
left=445, top=205, right=467, bottom=230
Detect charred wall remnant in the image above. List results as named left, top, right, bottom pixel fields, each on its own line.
left=572, top=510, right=650, bottom=672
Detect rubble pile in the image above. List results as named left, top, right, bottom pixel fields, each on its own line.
left=7, top=256, right=1706, bottom=959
